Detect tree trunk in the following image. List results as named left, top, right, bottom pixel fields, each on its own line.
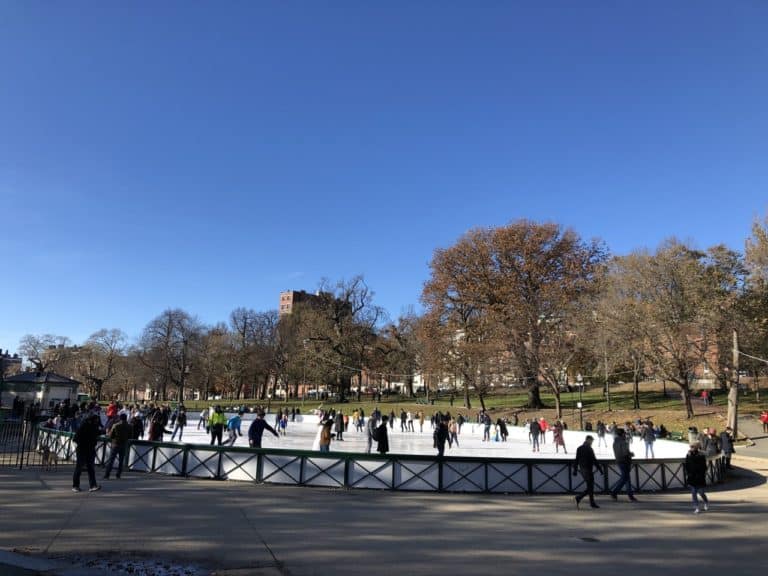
left=527, top=384, right=543, bottom=409
left=463, top=384, right=471, bottom=410
left=728, top=330, right=739, bottom=437
left=633, top=371, right=641, bottom=410
left=478, top=394, right=487, bottom=412
left=553, top=390, right=562, bottom=419
left=681, top=385, right=694, bottom=419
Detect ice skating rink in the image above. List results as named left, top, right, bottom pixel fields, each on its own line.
left=173, top=411, right=687, bottom=460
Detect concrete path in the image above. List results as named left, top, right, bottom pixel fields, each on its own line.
left=0, top=455, right=766, bottom=576
left=738, top=414, right=768, bottom=459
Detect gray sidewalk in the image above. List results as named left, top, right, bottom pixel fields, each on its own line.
left=738, top=414, right=768, bottom=459
left=0, top=459, right=766, bottom=576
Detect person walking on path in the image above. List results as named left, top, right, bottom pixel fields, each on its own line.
left=760, top=410, right=768, bottom=434
left=685, top=442, right=710, bottom=514
left=610, top=428, right=637, bottom=502
left=574, top=435, right=602, bottom=509
left=170, top=407, right=187, bottom=442
left=104, top=413, right=131, bottom=480
left=376, top=415, right=390, bottom=455
left=72, top=413, right=101, bottom=493
left=248, top=411, right=279, bottom=448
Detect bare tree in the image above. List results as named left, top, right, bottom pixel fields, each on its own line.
left=18, top=334, right=72, bottom=372
left=138, top=309, right=202, bottom=401
left=75, top=329, right=128, bottom=400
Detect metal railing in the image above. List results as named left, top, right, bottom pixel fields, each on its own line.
left=34, top=426, right=726, bottom=493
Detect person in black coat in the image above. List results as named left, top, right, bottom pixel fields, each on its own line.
left=334, top=411, right=344, bottom=441
left=434, top=420, right=449, bottom=457
left=684, top=442, right=710, bottom=513
left=574, top=435, right=602, bottom=509
left=72, top=413, right=102, bottom=492
left=376, top=416, right=390, bottom=455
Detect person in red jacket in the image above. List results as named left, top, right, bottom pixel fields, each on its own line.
left=760, top=410, right=768, bottom=434
left=539, top=417, right=549, bottom=445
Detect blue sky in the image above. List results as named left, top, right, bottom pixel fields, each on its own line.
left=2, top=1, right=767, bottom=350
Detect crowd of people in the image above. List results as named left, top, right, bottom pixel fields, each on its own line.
left=38, top=396, right=744, bottom=513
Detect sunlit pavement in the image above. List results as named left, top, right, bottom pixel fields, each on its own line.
left=0, top=450, right=765, bottom=576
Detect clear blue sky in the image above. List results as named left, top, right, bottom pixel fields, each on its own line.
left=2, top=1, right=767, bottom=350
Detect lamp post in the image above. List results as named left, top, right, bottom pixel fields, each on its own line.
left=593, top=312, right=611, bottom=412
left=302, top=339, right=308, bottom=407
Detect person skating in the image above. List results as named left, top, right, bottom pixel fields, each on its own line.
left=553, top=420, right=566, bottom=454
left=366, top=414, right=377, bottom=454
left=319, top=419, right=333, bottom=453
left=529, top=418, right=541, bottom=452
left=170, top=407, right=187, bottom=441
left=209, top=405, right=227, bottom=446
left=248, top=410, right=279, bottom=448
left=434, top=419, right=449, bottom=457
left=376, top=415, right=390, bottom=455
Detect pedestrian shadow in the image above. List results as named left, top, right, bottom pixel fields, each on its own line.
left=708, top=466, right=766, bottom=491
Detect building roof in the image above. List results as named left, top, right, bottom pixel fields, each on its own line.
left=2, top=371, right=80, bottom=386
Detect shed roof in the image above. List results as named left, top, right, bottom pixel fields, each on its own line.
left=2, top=372, right=80, bottom=387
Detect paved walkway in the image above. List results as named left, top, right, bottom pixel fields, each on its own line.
left=738, top=414, right=768, bottom=459
left=0, top=449, right=766, bottom=576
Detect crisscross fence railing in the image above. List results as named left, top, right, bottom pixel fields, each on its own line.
left=32, top=426, right=726, bottom=493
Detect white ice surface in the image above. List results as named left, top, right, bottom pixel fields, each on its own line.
left=167, top=412, right=687, bottom=460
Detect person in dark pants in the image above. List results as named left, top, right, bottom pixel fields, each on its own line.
left=334, top=411, right=344, bottom=441
left=685, top=442, right=710, bottom=514
left=719, top=427, right=735, bottom=470
left=434, top=419, right=449, bottom=457
left=574, top=435, right=602, bottom=509
left=209, top=405, right=226, bottom=446
left=248, top=411, right=279, bottom=448
left=610, top=428, right=638, bottom=502
left=72, top=413, right=101, bottom=492
left=104, top=413, right=131, bottom=480
left=376, top=416, right=390, bottom=455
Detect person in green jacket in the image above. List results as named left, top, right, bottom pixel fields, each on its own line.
left=209, top=406, right=227, bottom=446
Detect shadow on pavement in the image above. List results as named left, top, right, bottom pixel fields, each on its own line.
left=708, top=466, right=767, bottom=491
